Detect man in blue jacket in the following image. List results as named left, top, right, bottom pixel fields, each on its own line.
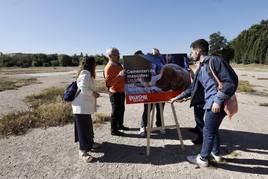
left=186, top=39, right=238, bottom=167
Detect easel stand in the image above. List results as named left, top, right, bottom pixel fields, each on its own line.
left=146, top=102, right=184, bottom=156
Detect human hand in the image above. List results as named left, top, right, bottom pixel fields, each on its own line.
left=93, top=91, right=100, bottom=98
left=212, top=102, right=221, bottom=113
left=118, top=70, right=125, bottom=77
left=169, top=97, right=183, bottom=103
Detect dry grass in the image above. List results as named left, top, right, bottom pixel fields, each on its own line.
left=0, top=87, right=73, bottom=136
left=0, top=112, right=38, bottom=136
left=93, top=112, right=111, bottom=124
left=0, top=66, right=76, bottom=75
left=24, top=87, right=64, bottom=108
left=257, top=77, right=268, bottom=80
left=96, top=80, right=108, bottom=93
left=227, top=150, right=241, bottom=158
left=259, top=103, right=268, bottom=107
left=231, top=63, right=268, bottom=72
left=237, top=80, right=255, bottom=93
left=0, top=77, right=40, bottom=92
left=0, top=84, right=109, bottom=136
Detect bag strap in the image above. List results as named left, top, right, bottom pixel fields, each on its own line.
left=208, top=59, right=223, bottom=90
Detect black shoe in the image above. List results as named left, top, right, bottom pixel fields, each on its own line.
left=111, top=130, right=125, bottom=136
left=192, top=137, right=203, bottom=145
left=118, top=126, right=130, bottom=131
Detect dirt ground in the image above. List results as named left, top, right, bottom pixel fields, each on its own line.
left=0, top=67, right=268, bottom=179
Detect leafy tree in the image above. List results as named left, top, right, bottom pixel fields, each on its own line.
left=230, top=19, right=268, bottom=64
left=71, top=54, right=79, bottom=66
left=95, top=54, right=108, bottom=65
left=209, top=32, right=227, bottom=56
left=58, top=54, right=72, bottom=66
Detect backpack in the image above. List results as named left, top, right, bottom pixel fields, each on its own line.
left=63, top=81, right=81, bottom=102
left=209, top=60, right=238, bottom=119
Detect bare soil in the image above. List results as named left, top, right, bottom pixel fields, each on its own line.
left=0, top=67, right=268, bottom=179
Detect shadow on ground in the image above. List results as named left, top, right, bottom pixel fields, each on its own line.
left=96, top=128, right=268, bottom=175
left=123, top=127, right=196, bottom=140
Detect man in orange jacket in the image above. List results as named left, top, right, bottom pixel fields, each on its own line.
left=104, top=48, right=129, bottom=136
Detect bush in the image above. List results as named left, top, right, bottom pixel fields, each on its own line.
left=0, top=112, right=38, bottom=135
left=32, top=59, right=43, bottom=67
left=237, top=80, right=255, bottom=93
left=58, top=54, right=72, bottom=66
left=51, top=60, right=59, bottom=66
left=43, top=62, right=50, bottom=67
left=35, top=96, right=73, bottom=127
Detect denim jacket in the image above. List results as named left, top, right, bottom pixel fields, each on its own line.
left=190, top=56, right=238, bottom=109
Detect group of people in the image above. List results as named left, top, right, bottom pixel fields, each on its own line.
left=70, top=39, right=238, bottom=167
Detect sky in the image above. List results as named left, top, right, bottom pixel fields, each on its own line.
left=0, top=0, right=267, bottom=56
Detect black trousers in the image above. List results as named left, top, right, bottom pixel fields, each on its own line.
left=141, top=103, right=165, bottom=128
left=74, top=114, right=94, bottom=152
left=109, top=92, right=125, bottom=132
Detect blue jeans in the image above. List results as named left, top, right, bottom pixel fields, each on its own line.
left=200, top=108, right=226, bottom=158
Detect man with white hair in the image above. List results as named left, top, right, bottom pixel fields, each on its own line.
left=104, top=48, right=129, bottom=136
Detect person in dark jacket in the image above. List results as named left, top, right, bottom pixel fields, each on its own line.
left=185, top=39, right=238, bottom=167
left=170, top=81, right=205, bottom=145
left=139, top=48, right=166, bottom=136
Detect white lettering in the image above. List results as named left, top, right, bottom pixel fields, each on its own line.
left=128, top=95, right=148, bottom=102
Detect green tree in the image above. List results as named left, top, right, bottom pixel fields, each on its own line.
left=209, top=32, right=227, bottom=56
left=230, top=19, right=268, bottom=64
left=95, top=54, right=108, bottom=65
left=58, top=54, right=72, bottom=66
left=71, top=54, right=79, bottom=66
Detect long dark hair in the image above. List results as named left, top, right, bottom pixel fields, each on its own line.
left=76, top=56, right=96, bottom=79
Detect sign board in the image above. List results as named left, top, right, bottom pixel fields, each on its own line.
left=123, top=53, right=190, bottom=104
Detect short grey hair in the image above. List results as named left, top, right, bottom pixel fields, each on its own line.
left=152, top=48, right=160, bottom=55
left=106, top=47, right=119, bottom=56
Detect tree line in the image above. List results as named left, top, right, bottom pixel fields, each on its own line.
left=0, top=53, right=108, bottom=67
left=208, top=19, right=268, bottom=64
left=230, top=19, right=268, bottom=64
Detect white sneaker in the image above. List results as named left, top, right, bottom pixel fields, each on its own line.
left=160, top=129, right=166, bottom=134
left=79, top=150, right=94, bottom=163
left=211, top=152, right=222, bottom=162
left=139, top=127, right=145, bottom=136
left=186, top=154, right=208, bottom=167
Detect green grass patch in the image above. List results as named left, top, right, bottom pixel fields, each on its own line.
left=237, top=80, right=255, bottom=93
left=0, top=77, right=40, bottom=92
